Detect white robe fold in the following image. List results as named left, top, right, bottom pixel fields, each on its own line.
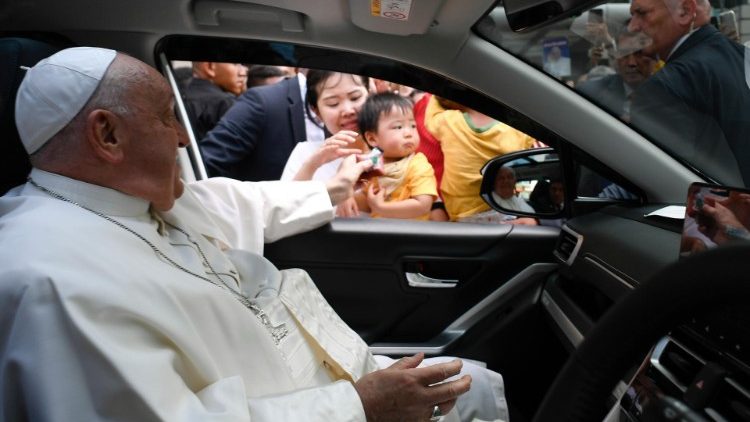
left=0, top=169, right=507, bottom=421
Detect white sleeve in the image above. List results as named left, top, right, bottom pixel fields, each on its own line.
left=174, top=177, right=334, bottom=253
left=517, top=197, right=536, bottom=213
left=280, top=143, right=306, bottom=181
left=0, top=277, right=366, bottom=422
left=248, top=381, right=366, bottom=421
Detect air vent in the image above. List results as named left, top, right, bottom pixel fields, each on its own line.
left=708, top=377, right=750, bottom=420
left=651, top=337, right=705, bottom=392
left=554, top=225, right=583, bottom=265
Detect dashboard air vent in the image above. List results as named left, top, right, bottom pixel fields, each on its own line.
left=651, top=338, right=704, bottom=391
left=554, top=226, right=583, bottom=265
left=708, top=377, right=750, bottom=420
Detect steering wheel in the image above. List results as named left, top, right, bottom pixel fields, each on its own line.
left=532, top=243, right=750, bottom=422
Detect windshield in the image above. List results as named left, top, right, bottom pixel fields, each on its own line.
left=476, top=0, right=750, bottom=188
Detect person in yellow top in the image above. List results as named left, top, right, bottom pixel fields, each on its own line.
left=424, top=96, right=536, bottom=221
left=353, top=93, right=437, bottom=220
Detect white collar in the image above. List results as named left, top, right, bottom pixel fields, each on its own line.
left=297, top=71, right=307, bottom=98
left=28, top=168, right=150, bottom=217
left=667, top=26, right=700, bottom=60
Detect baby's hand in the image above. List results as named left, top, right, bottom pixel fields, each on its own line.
left=366, top=184, right=387, bottom=212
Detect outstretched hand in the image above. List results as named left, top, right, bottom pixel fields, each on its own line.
left=354, top=353, right=471, bottom=422
left=326, top=155, right=373, bottom=206
left=313, top=131, right=363, bottom=166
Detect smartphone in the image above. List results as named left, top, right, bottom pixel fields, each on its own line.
left=719, top=10, right=738, bottom=37
left=588, top=9, right=604, bottom=25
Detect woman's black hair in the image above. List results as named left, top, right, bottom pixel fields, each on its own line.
left=304, top=70, right=369, bottom=114
left=357, top=92, right=414, bottom=145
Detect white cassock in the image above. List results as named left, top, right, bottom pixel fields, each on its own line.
left=0, top=168, right=507, bottom=421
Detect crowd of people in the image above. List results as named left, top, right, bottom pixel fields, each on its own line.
left=171, top=0, right=749, bottom=229
left=176, top=62, right=552, bottom=225
left=566, top=0, right=749, bottom=188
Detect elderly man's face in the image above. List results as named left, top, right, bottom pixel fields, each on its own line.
left=629, top=0, right=691, bottom=59
left=118, top=57, right=189, bottom=211
left=494, top=167, right=517, bottom=199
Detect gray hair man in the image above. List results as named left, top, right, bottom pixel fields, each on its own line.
left=1, top=47, right=509, bottom=421
left=627, top=0, right=750, bottom=185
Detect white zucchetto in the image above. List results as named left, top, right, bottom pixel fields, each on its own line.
left=15, top=46, right=117, bottom=154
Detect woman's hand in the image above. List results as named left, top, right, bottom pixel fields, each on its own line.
left=313, top=131, right=362, bottom=166
left=294, top=130, right=362, bottom=180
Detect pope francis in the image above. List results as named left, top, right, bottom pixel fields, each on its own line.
left=0, top=47, right=508, bottom=421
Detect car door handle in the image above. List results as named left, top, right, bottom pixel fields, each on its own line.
left=405, top=272, right=458, bottom=288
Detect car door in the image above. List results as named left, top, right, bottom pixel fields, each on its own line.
left=161, top=34, right=636, bottom=355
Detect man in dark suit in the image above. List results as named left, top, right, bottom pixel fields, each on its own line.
left=200, top=75, right=308, bottom=181
left=577, top=29, right=655, bottom=120
left=628, top=0, right=750, bottom=185
left=182, top=62, right=247, bottom=141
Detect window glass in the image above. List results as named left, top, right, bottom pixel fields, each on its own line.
left=476, top=0, right=750, bottom=188
left=166, top=46, right=557, bottom=225
left=576, top=163, right=638, bottom=200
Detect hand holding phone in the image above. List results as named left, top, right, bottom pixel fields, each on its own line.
left=718, top=11, right=740, bottom=43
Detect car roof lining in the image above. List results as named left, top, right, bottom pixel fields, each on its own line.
left=0, top=0, right=702, bottom=203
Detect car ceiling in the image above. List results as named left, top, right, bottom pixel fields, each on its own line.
left=1, top=0, right=491, bottom=64
left=1, top=0, right=701, bottom=203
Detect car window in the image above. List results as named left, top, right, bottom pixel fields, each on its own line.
left=475, top=0, right=750, bottom=188
left=162, top=36, right=594, bottom=226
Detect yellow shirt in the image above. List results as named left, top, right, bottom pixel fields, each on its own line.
left=370, top=152, right=437, bottom=220
left=424, top=97, right=535, bottom=220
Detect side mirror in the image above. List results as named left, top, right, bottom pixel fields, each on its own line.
left=480, top=148, right=565, bottom=219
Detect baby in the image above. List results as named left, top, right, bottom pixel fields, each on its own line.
left=353, top=93, right=437, bottom=220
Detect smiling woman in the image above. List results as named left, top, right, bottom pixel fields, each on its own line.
left=280, top=71, right=371, bottom=182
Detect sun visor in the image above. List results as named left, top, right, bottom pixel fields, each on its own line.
left=349, top=0, right=445, bottom=35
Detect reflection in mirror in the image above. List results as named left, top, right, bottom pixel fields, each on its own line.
left=479, top=148, right=565, bottom=226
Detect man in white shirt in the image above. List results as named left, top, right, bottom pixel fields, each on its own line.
left=0, top=47, right=508, bottom=421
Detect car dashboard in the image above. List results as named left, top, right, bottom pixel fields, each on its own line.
left=540, top=204, right=750, bottom=421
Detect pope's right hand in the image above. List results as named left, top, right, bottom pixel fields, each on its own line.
left=353, top=353, right=471, bottom=421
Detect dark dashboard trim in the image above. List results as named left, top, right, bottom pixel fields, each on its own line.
left=541, top=289, right=584, bottom=348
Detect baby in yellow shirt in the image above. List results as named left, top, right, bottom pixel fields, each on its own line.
left=353, top=93, right=438, bottom=220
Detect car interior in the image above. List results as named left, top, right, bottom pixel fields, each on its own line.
left=2, top=0, right=749, bottom=421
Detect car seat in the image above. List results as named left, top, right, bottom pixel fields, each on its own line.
left=0, top=37, right=62, bottom=196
